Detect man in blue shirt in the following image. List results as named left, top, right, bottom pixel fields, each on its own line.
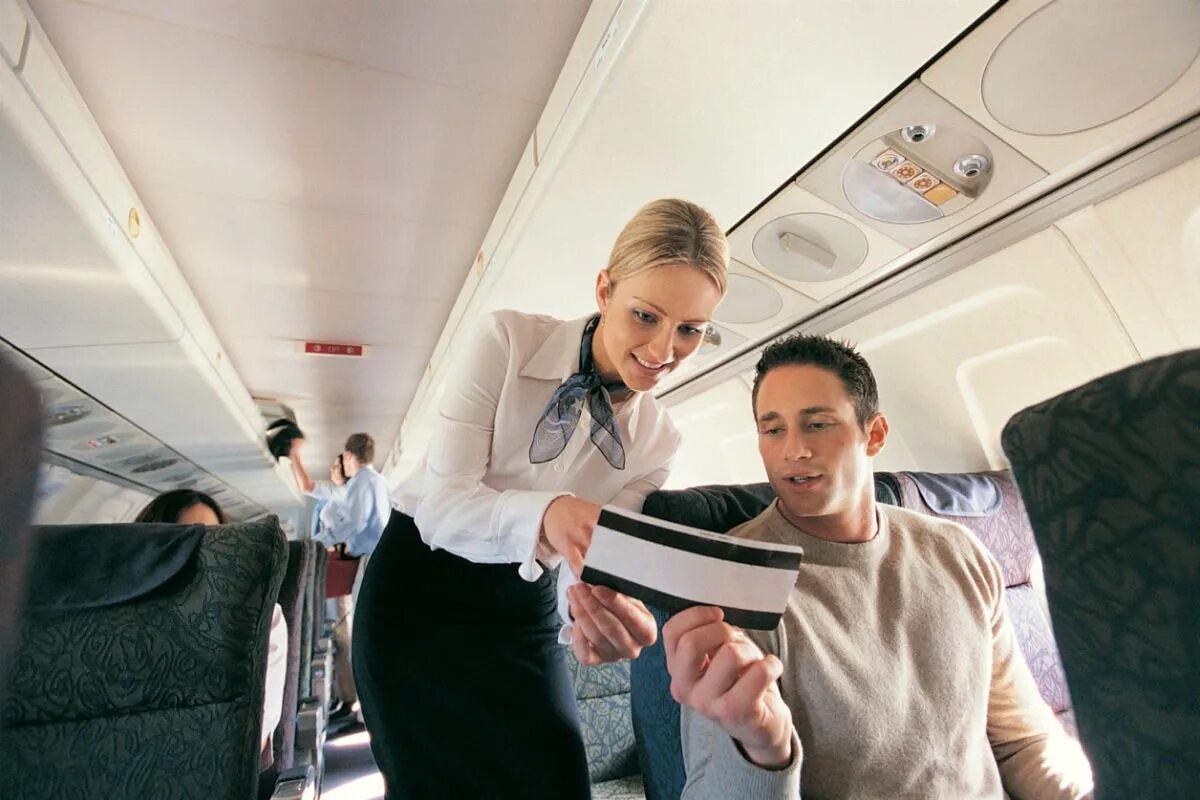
left=289, top=432, right=392, bottom=725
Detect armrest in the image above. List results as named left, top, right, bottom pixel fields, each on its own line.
left=295, top=697, right=325, bottom=753
left=270, top=764, right=315, bottom=800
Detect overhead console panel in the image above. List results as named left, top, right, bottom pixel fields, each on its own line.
left=797, top=81, right=1047, bottom=249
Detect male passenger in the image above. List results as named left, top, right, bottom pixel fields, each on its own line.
left=663, top=335, right=1093, bottom=799
left=289, top=432, right=391, bottom=724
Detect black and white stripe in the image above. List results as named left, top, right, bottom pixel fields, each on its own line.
left=580, top=508, right=804, bottom=631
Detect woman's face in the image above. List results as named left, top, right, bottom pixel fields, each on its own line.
left=593, top=263, right=723, bottom=392
left=177, top=503, right=220, bottom=526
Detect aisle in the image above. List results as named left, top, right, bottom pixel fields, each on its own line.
left=321, top=729, right=384, bottom=800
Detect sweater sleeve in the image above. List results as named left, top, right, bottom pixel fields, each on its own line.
left=986, top=561, right=1094, bottom=799
left=681, top=705, right=801, bottom=800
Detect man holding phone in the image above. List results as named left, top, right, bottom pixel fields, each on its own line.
left=289, top=432, right=392, bottom=728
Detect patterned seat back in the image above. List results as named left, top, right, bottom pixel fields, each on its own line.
left=1002, top=349, right=1200, bottom=799
left=633, top=477, right=901, bottom=800
left=273, top=540, right=313, bottom=771
left=565, top=647, right=639, bottom=785
left=1, top=519, right=288, bottom=800
left=892, top=470, right=1075, bottom=734
left=0, top=354, right=41, bottom=701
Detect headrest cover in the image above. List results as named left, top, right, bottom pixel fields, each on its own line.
left=27, top=523, right=205, bottom=611
left=902, top=472, right=1002, bottom=517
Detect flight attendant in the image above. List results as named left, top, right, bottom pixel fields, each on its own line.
left=354, top=198, right=729, bottom=798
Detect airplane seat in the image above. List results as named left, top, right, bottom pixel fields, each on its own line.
left=0, top=518, right=287, bottom=800
left=293, top=542, right=327, bottom=779
left=269, top=541, right=313, bottom=774
left=1001, top=348, right=1200, bottom=799
left=631, top=476, right=900, bottom=800
left=890, top=470, right=1075, bottom=735
left=0, top=354, right=42, bottom=704
left=564, top=647, right=643, bottom=798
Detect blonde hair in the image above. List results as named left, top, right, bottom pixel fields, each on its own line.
left=606, top=199, right=728, bottom=295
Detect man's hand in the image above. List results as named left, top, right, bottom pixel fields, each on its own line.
left=663, top=606, right=794, bottom=769
left=540, top=496, right=601, bottom=577
left=568, top=583, right=657, bottom=665
left=330, top=457, right=346, bottom=486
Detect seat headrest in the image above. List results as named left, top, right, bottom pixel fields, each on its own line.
left=643, top=475, right=902, bottom=534
left=0, top=353, right=43, bottom=698
left=893, top=470, right=1035, bottom=588
left=26, top=523, right=205, bottom=611
left=901, top=472, right=1002, bottom=516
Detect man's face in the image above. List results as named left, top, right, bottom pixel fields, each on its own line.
left=754, top=364, right=887, bottom=539
left=341, top=450, right=361, bottom=478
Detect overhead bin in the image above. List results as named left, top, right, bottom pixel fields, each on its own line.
left=924, top=0, right=1200, bottom=173
left=0, top=2, right=300, bottom=513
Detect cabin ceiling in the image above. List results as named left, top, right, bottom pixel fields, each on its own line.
left=26, top=0, right=590, bottom=471
left=21, top=0, right=1000, bottom=482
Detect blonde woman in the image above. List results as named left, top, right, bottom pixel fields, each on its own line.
left=354, top=199, right=728, bottom=799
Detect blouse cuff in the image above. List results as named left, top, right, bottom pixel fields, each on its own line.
left=511, top=490, right=573, bottom=582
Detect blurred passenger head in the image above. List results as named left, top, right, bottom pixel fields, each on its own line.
left=342, top=433, right=375, bottom=476
left=135, top=489, right=225, bottom=526
left=593, top=198, right=729, bottom=392
left=751, top=335, right=888, bottom=540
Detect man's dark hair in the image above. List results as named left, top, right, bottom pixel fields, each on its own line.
left=135, top=489, right=226, bottom=524
left=751, top=334, right=879, bottom=426
left=344, top=432, right=375, bottom=465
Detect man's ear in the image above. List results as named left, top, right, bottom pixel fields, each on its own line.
left=865, top=413, right=889, bottom=457
left=595, top=269, right=612, bottom=314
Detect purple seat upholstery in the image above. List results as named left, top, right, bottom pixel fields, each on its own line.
left=893, top=470, right=1075, bottom=735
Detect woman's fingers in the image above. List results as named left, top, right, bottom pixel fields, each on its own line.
left=589, top=586, right=657, bottom=647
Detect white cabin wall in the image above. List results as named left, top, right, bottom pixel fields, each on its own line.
left=664, top=377, right=763, bottom=490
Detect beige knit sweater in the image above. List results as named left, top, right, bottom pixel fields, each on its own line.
left=680, top=502, right=1093, bottom=800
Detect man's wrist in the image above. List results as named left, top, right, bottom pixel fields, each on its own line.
left=738, top=734, right=794, bottom=770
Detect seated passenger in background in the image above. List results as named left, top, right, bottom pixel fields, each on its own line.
left=660, top=335, right=1094, bottom=799
left=135, top=490, right=288, bottom=758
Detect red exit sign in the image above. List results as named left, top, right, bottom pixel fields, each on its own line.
left=302, top=341, right=369, bottom=357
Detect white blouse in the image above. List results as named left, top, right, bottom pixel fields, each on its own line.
left=394, top=309, right=682, bottom=583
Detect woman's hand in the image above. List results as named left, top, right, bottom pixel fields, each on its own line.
left=568, top=583, right=658, bottom=664
left=540, top=496, right=602, bottom=577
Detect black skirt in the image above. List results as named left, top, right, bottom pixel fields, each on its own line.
left=353, top=510, right=590, bottom=799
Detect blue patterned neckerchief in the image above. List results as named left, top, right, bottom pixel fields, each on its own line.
left=529, top=315, right=628, bottom=470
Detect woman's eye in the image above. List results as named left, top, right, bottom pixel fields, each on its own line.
left=679, top=324, right=705, bottom=337
left=633, top=309, right=656, bottom=324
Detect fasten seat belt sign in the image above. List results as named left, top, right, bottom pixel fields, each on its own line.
left=300, top=341, right=370, bottom=357
left=581, top=508, right=804, bottom=630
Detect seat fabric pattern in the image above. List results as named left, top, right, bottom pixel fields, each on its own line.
left=1002, top=349, right=1200, bottom=799
left=893, top=470, right=1074, bottom=727
left=0, top=520, right=287, bottom=800
left=565, top=648, right=638, bottom=784
left=592, top=773, right=646, bottom=800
